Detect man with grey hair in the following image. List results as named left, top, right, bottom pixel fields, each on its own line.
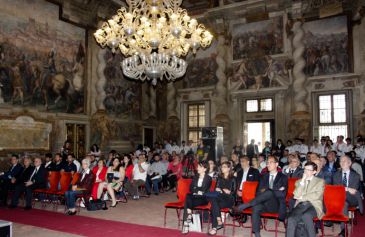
left=332, top=155, right=363, bottom=236
left=10, top=157, right=47, bottom=210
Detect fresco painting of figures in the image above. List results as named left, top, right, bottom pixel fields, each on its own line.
left=0, top=0, right=86, bottom=113
left=183, top=40, right=218, bottom=88
left=303, top=15, right=350, bottom=77
left=232, top=16, right=284, bottom=61
left=103, top=51, right=142, bottom=119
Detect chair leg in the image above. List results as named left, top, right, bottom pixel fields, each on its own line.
left=164, top=208, right=167, bottom=227
left=275, top=219, right=278, bottom=237
left=177, top=209, right=181, bottom=228
left=321, top=220, right=324, bottom=237
left=345, top=223, right=348, bottom=237
left=223, top=212, right=226, bottom=235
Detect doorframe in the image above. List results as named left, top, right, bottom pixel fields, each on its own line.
left=142, top=126, right=156, bottom=147
left=243, top=119, right=276, bottom=147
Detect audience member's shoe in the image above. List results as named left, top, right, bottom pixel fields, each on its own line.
left=8, top=205, right=16, bottom=209
left=216, top=224, right=224, bottom=230
left=24, top=206, right=32, bottom=210
left=208, top=228, right=217, bottom=235
left=240, top=215, right=248, bottom=223
left=172, top=187, right=176, bottom=192
left=229, top=206, right=242, bottom=215
left=338, top=229, right=345, bottom=237
left=132, top=195, right=140, bottom=200
left=69, top=211, right=77, bottom=216
left=324, top=221, right=333, bottom=227
left=146, top=192, right=151, bottom=196
left=181, top=223, right=189, bottom=235
left=110, top=202, right=118, bottom=208
left=154, top=193, right=159, bottom=196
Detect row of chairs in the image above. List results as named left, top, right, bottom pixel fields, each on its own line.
left=32, top=171, right=80, bottom=210
left=164, top=178, right=357, bottom=237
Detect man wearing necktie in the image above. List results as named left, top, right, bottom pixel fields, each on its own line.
left=283, top=156, right=303, bottom=178
left=332, top=155, right=363, bottom=237
left=0, top=155, right=23, bottom=206
left=10, top=157, right=46, bottom=210
left=286, top=162, right=325, bottom=237
left=232, top=156, right=288, bottom=237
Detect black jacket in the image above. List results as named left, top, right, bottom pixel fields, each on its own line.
left=258, top=172, right=288, bottom=220
left=29, top=165, right=47, bottom=189
left=236, top=167, right=260, bottom=190
left=1, top=163, right=23, bottom=180
left=190, top=174, right=212, bottom=194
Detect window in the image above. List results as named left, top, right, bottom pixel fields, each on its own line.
left=246, top=98, right=273, bottom=112
left=318, top=93, right=348, bottom=141
left=188, top=104, right=205, bottom=146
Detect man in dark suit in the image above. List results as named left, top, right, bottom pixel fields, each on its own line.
left=47, top=153, right=65, bottom=171
left=0, top=154, right=23, bottom=206
left=332, top=155, right=363, bottom=236
left=323, top=151, right=339, bottom=174
left=282, top=155, right=303, bottom=178
left=236, top=155, right=260, bottom=197
left=10, top=157, right=47, bottom=210
left=232, top=156, right=288, bottom=237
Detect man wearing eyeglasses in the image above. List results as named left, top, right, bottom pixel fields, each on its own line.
left=332, top=155, right=363, bottom=237
left=286, top=161, right=324, bottom=237
left=231, top=156, right=288, bottom=237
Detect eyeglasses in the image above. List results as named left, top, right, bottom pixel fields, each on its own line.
left=304, top=168, right=314, bottom=172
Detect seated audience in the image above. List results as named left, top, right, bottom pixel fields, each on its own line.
left=64, top=158, right=94, bottom=215
left=207, top=159, right=218, bottom=179
left=236, top=156, right=260, bottom=199
left=145, top=154, right=167, bottom=195
left=90, top=144, right=101, bottom=160
left=207, top=161, right=237, bottom=235
left=332, top=155, right=364, bottom=236
left=324, top=151, right=339, bottom=174
left=91, top=159, right=107, bottom=200
left=282, top=155, right=303, bottom=178
left=97, top=158, right=125, bottom=206
left=0, top=154, right=23, bottom=206
left=312, top=156, right=332, bottom=184
left=10, top=157, right=46, bottom=210
left=48, top=153, right=65, bottom=171
left=89, top=155, right=97, bottom=169
left=279, top=149, right=289, bottom=168
left=166, top=155, right=182, bottom=192
left=122, top=154, right=134, bottom=182
left=43, top=153, right=53, bottom=169
left=125, top=154, right=149, bottom=200
left=251, top=157, right=260, bottom=170
left=182, top=161, right=212, bottom=234
left=62, top=154, right=77, bottom=173
left=286, top=162, right=325, bottom=237
left=232, top=156, right=288, bottom=237
left=106, top=150, right=116, bottom=167
left=160, top=152, right=170, bottom=189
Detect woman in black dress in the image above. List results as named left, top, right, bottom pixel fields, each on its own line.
left=207, top=161, right=236, bottom=235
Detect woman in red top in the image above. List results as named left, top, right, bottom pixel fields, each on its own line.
left=167, top=156, right=183, bottom=191
left=122, top=154, right=134, bottom=181
left=91, top=159, right=107, bottom=200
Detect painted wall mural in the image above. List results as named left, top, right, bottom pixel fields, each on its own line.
left=303, top=15, right=350, bottom=77
left=103, top=51, right=142, bottom=119
left=232, top=16, right=284, bottom=61
left=0, top=0, right=86, bottom=113
left=228, top=56, right=288, bottom=91
left=183, top=40, right=219, bottom=88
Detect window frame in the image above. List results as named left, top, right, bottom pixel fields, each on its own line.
left=318, top=93, right=348, bottom=125
left=245, top=98, right=273, bottom=113
left=187, top=103, right=206, bottom=146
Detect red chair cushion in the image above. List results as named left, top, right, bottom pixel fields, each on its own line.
left=261, top=212, right=279, bottom=218
left=164, top=201, right=184, bottom=208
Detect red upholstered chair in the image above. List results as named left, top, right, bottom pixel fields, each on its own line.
left=241, top=181, right=259, bottom=229
left=163, top=178, right=192, bottom=227
left=71, top=173, right=80, bottom=185
left=286, top=178, right=299, bottom=206
left=321, top=185, right=349, bottom=237
left=33, top=171, right=61, bottom=208
left=55, top=172, right=72, bottom=210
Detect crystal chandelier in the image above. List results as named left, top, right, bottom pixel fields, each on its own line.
left=94, top=0, right=213, bottom=85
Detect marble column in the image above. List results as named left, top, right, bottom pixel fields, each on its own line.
left=292, top=20, right=308, bottom=113
left=214, top=35, right=228, bottom=115
left=95, top=48, right=106, bottom=110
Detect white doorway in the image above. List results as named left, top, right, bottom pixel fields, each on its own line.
left=244, top=121, right=273, bottom=151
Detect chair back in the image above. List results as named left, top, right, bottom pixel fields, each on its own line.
left=286, top=178, right=299, bottom=202
left=71, top=172, right=81, bottom=185
left=59, top=172, right=72, bottom=192
left=48, top=171, right=61, bottom=192
left=242, top=181, right=258, bottom=203
left=210, top=179, right=217, bottom=192
left=177, top=178, right=192, bottom=202
left=324, top=185, right=346, bottom=216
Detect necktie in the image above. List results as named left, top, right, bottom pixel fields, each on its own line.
left=269, top=175, right=274, bottom=189
left=343, top=173, right=347, bottom=187
left=289, top=169, right=294, bottom=178
left=30, top=168, right=38, bottom=182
